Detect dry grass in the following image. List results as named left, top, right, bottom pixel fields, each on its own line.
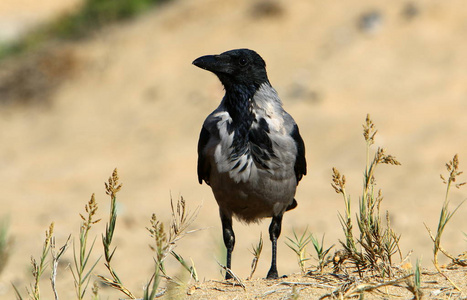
left=70, top=194, right=101, bottom=300
left=97, top=169, right=136, bottom=299
left=331, top=114, right=402, bottom=278
left=8, top=116, right=467, bottom=299
left=145, top=195, right=200, bottom=298
left=12, top=169, right=201, bottom=300
left=15, top=223, right=54, bottom=300
left=425, top=154, right=466, bottom=292
left=247, top=233, right=263, bottom=280
left=50, top=234, right=70, bottom=300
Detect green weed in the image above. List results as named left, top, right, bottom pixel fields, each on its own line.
left=405, top=259, right=423, bottom=300
left=310, top=234, right=333, bottom=274
left=286, top=228, right=313, bottom=274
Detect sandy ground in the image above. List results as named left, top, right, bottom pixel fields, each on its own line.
left=0, top=0, right=467, bottom=298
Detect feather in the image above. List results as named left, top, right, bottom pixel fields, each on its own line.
left=197, top=126, right=211, bottom=185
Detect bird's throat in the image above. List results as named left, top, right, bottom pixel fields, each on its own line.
left=224, top=85, right=256, bottom=137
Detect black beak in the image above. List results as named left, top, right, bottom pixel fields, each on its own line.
left=192, top=54, right=232, bottom=74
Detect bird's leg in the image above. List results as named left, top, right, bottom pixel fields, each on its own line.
left=220, top=211, right=235, bottom=280
left=266, top=214, right=283, bottom=279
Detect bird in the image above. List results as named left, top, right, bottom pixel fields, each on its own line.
left=193, top=49, right=307, bottom=280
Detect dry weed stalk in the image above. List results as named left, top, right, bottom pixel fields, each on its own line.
left=50, top=235, right=70, bottom=300
left=424, top=154, right=466, bottom=292
left=332, top=114, right=401, bottom=278
left=97, top=169, right=200, bottom=299
left=145, top=196, right=200, bottom=297
left=98, top=168, right=136, bottom=299
left=15, top=195, right=97, bottom=300
left=27, top=223, right=54, bottom=300
left=147, top=196, right=200, bottom=273
left=71, top=194, right=101, bottom=300
left=14, top=168, right=201, bottom=300
left=247, top=234, right=263, bottom=280
left=332, top=168, right=356, bottom=253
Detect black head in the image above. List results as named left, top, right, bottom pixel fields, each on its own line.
left=193, top=49, right=269, bottom=89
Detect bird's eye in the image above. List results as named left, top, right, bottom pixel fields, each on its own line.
left=239, top=58, right=248, bottom=67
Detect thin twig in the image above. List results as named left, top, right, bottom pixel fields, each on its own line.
left=50, top=235, right=71, bottom=300
left=320, top=274, right=412, bottom=299
left=278, top=281, right=334, bottom=289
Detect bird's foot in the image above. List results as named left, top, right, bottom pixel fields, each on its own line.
left=266, top=268, right=279, bottom=279
left=225, top=272, right=233, bottom=280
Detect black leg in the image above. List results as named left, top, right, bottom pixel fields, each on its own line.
left=220, top=211, right=235, bottom=280
left=266, top=214, right=283, bottom=279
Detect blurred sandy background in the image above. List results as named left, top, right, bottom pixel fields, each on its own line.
left=1, top=0, right=466, bottom=298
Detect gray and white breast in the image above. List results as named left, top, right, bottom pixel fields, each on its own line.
left=213, top=84, right=298, bottom=184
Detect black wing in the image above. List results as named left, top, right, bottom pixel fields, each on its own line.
left=291, top=124, right=307, bottom=183
left=197, top=126, right=211, bottom=185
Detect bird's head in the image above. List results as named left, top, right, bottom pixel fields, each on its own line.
left=193, top=49, right=269, bottom=90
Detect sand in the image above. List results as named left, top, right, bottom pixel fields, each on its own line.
left=0, top=0, right=466, bottom=298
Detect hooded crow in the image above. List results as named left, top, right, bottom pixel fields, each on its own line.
left=193, top=49, right=307, bottom=279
